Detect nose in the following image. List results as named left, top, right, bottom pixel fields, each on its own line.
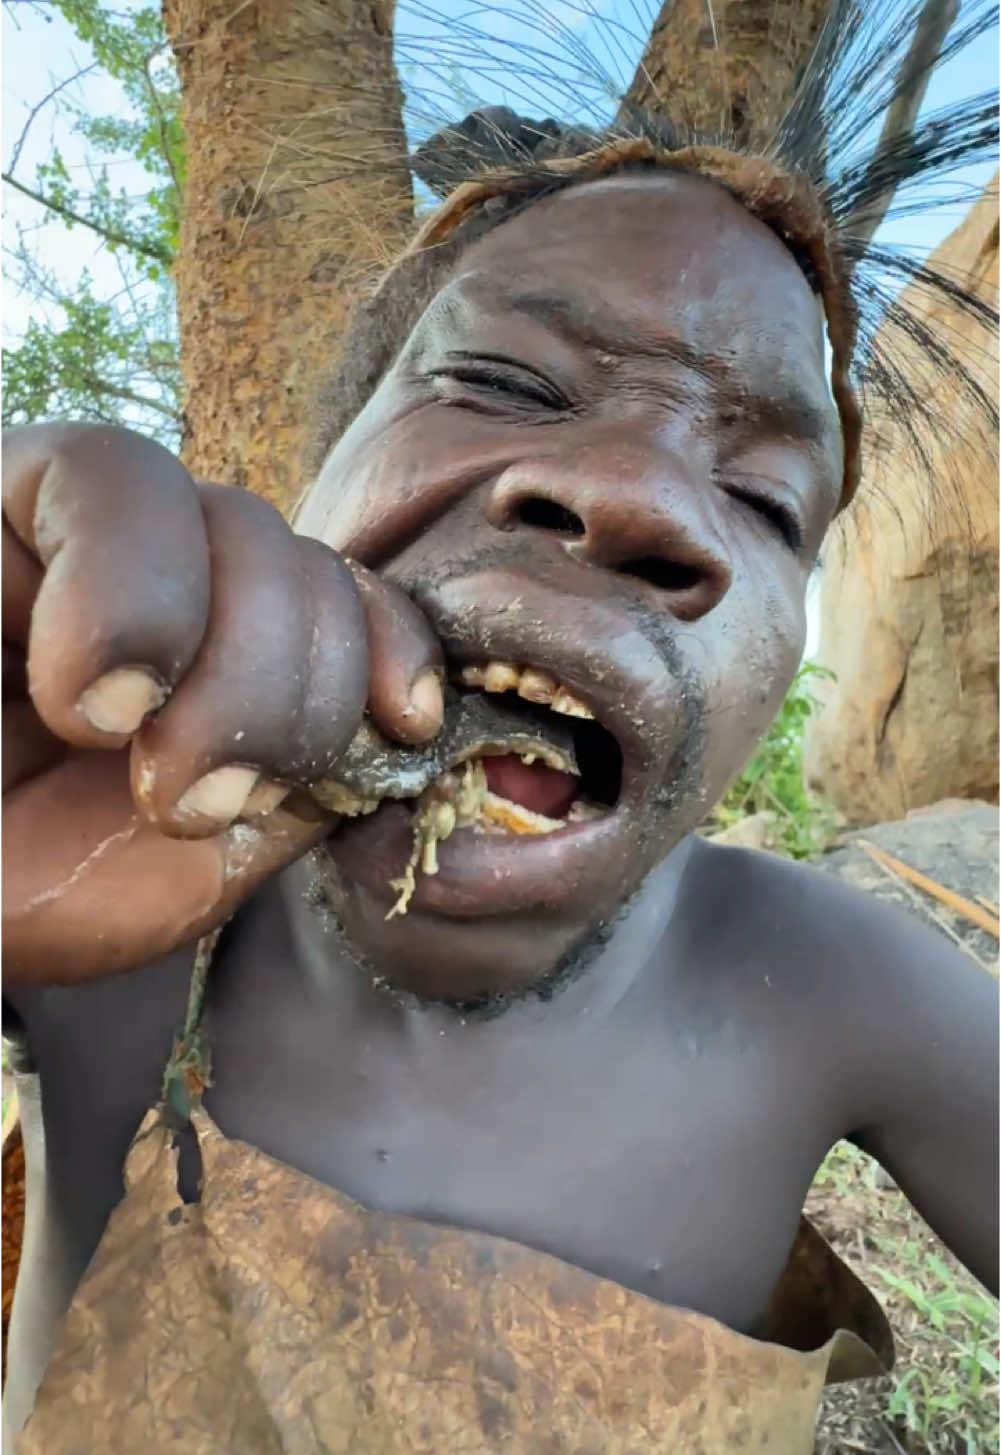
left=486, top=442, right=733, bottom=622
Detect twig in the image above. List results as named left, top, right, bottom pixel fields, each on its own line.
left=107, top=247, right=180, bottom=395
left=857, top=839, right=1000, bottom=938
left=855, top=844, right=971, bottom=955
left=7, top=62, right=99, bottom=175
left=855, top=840, right=998, bottom=975
left=77, top=372, right=180, bottom=420
left=141, top=46, right=181, bottom=194
left=976, top=894, right=999, bottom=918
left=878, top=1419, right=912, bottom=1455
left=2, top=1, right=50, bottom=30
left=2, top=171, right=173, bottom=264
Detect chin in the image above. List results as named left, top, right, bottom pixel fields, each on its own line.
left=323, top=868, right=603, bottom=1004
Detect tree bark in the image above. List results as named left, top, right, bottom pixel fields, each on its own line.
left=804, top=176, right=999, bottom=823
left=619, top=0, right=830, bottom=150
left=163, top=0, right=412, bottom=514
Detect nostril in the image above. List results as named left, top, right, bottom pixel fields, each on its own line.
left=515, top=496, right=586, bottom=537
left=618, top=557, right=704, bottom=594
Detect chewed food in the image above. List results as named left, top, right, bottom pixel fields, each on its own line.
left=307, top=671, right=621, bottom=917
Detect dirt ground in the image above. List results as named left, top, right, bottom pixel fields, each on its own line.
left=809, top=1143, right=998, bottom=1455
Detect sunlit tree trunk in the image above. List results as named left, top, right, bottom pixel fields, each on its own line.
left=805, top=178, right=999, bottom=822
left=620, top=0, right=830, bottom=149
left=163, top=0, right=412, bottom=513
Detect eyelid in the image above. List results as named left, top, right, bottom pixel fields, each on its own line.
left=429, top=353, right=571, bottom=410
left=719, top=473, right=805, bottom=553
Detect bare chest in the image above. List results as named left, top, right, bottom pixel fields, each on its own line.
left=14, top=882, right=838, bottom=1376
left=198, top=944, right=831, bottom=1333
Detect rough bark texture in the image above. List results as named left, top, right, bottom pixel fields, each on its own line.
left=805, top=177, right=999, bottom=824
left=619, top=0, right=830, bottom=149
left=163, top=0, right=412, bottom=514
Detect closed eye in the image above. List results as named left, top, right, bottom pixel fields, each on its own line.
left=724, top=482, right=804, bottom=553
left=428, top=354, right=570, bottom=412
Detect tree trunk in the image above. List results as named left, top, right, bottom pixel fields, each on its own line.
left=804, top=176, right=999, bottom=823
left=619, top=0, right=830, bottom=150
left=164, top=0, right=412, bottom=514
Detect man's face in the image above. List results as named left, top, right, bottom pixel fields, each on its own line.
left=299, top=171, right=842, bottom=999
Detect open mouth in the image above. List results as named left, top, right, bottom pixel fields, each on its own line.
left=453, top=659, right=622, bottom=821
left=379, top=657, right=624, bottom=916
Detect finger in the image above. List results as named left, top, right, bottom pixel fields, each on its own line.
left=3, top=700, right=65, bottom=793
left=3, top=643, right=29, bottom=701
left=3, top=752, right=329, bottom=981
left=2, top=423, right=211, bottom=746
left=131, top=486, right=369, bottom=836
left=346, top=560, right=444, bottom=744
left=281, top=536, right=370, bottom=776
left=2, top=520, right=42, bottom=647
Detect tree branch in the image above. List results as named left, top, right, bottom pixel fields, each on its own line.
left=7, top=62, right=99, bottom=175
left=2, top=2, right=54, bottom=29
left=846, top=0, right=960, bottom=252
left=1, top=170, right=173, bottom=264
left=141, top=45, right=182, bottom=194
left=79, top=373, right=180, bottom=419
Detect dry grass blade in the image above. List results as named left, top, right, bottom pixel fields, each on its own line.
left=851, top=840, right=994, bottom=973
left=856, top=839, right=1000, bottom=945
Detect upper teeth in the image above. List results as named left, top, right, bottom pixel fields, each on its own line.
left=458, top=661, right=595, bottom=719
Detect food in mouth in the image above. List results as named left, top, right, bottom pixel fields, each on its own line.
left=308, top=664, right=624, bottom=916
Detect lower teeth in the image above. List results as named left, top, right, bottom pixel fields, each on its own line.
left=385, top=756, right=588, bottom=920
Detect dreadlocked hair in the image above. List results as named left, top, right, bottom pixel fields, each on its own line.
left=305, top=0, right=997, bottom=529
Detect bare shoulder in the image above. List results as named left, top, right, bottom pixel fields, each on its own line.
left=681, top=835, right=998, bottom=1106
left=686, top=833, right=995, bottom=996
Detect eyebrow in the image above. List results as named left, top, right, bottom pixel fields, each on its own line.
left=500, top=288, right=836, bottom=450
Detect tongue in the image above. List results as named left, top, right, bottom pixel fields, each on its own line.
left=482, top=754, right=580, bottom=819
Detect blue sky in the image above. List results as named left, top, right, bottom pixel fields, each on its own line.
left=3, top=0, right=996, bottom=342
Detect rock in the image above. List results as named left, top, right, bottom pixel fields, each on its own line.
left=707, top=811, right=783, bottom=852
left=804, top=175, right=999, bottom=824
left=817, top=799, right=998, bottom=968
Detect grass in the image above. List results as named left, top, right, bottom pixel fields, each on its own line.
left=809, top=1142, right=999, bottom=1455
left=714, top=662, right=839, bottom=858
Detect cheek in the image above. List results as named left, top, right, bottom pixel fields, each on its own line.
left=696, top=572, right=807, bottom=787
left=298, top=400, right=511, bottom=563
left=297, top=412, right=416, bottom=554
left=296, top=460, right=375, bottom=550
left=296, top=384, right=424, bottom=554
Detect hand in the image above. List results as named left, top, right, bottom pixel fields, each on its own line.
left=3, top=423, right=443, bottom=983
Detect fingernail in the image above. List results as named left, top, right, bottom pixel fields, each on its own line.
left=405, top=669, right=444, bottom=735
left=79, top=668, right=165, bottom=735
left=177, top=765, right=259, bottom=824
left=242, top=780, right=290, bottom=817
